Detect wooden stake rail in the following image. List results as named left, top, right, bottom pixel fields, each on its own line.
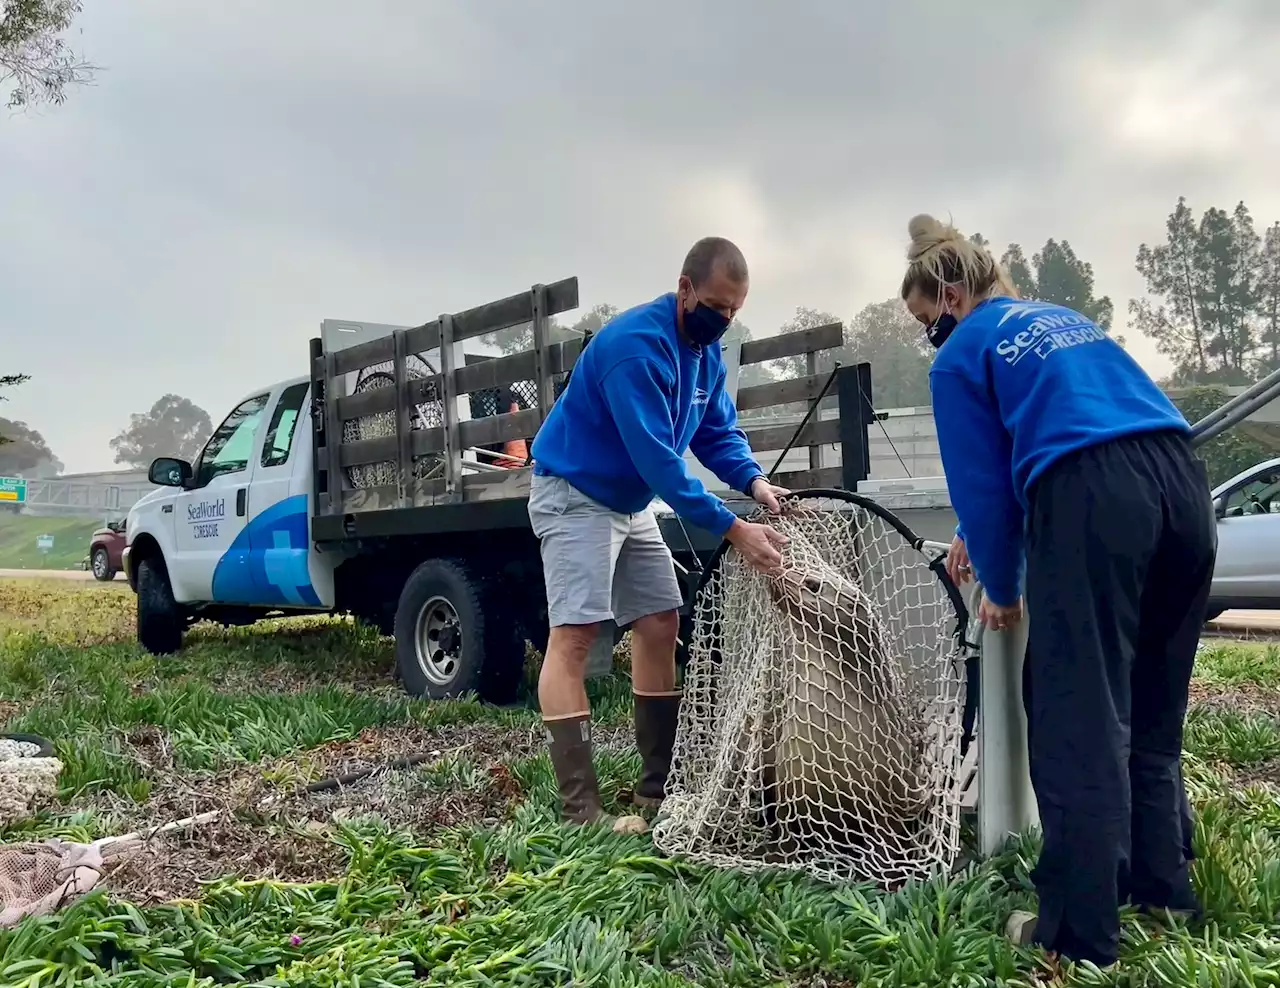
left=311, top=282, right=855, bottom=518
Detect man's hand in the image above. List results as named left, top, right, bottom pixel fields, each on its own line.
left=946, top=534, right=972, bottom=586
left=726, top=518, right=788, bottom=573
left=749, top=477, right=790, bottom=514
left=978, top=592, right=1023, bottom=632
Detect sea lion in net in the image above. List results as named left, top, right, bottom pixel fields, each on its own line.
left=762, top=545, right=931, bottom=853
left=652, top=495, right=965, bottom=887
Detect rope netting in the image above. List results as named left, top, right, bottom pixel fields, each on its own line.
left=342, top=359, right=445, bottom=490
left=651, top=492, right=969, bottom=888
left=340, top=349, right=553, bottom=490
left=0, top=738, right=108, bottom=927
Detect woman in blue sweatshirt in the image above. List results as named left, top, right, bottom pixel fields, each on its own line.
left=900, top=214, right=1214, bottom=969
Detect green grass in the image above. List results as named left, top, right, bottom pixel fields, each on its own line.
left=0, top=513, right=104, bottom=569
left=1195, top=640, right=1280, bottom=689
left=5, top=580, right=1280, bottom=985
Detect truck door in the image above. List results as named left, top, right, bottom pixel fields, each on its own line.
left=239, top=381, right=332, bottom=609
left=169, top=392, right=270, bottom=602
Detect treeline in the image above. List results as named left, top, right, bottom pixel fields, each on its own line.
left=1131, top=198, right=1280, bottom=386
left=0, top=375, right=213, bottom=480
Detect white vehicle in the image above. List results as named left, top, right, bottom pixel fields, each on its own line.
left=123, top=276, right=855, bottom=703
left=1207, top=455, right=1280, bottom=619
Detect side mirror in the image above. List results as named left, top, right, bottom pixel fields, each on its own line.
left=1213, top=495, right=1228, bottom=520
left=149, top=457, right=193, bottom=488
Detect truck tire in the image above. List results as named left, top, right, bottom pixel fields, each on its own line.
left=394, top=557, right=525, bottom=704
left=137, top=557, right=184, bottom=655
left=91, top=547, right=115, bottom=582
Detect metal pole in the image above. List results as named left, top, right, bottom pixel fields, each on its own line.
left=1189, top=372, right=1280, bottom=448
left=1188, top=366, right=1280, bottom=445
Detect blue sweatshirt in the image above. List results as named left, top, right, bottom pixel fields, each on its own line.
left=530, top=293, right=764, bottom=536
left=930, top=297, right=1190, bottom=607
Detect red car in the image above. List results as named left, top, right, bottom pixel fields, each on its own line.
left=88, top=522, right=127, bottom=582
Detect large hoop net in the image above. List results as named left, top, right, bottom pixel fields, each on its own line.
left=651, top=492, right=969, bottom=888
left=342, top=359, right=444, bottom=490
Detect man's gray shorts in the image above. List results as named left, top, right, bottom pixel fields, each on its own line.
left=528, top=473, right=683, bottom=629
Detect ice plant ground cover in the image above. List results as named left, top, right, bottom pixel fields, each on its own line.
left=2, top=580, right=1280, bottom=985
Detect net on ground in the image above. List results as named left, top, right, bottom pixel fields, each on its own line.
left=650, top=494, right=968, bottom=888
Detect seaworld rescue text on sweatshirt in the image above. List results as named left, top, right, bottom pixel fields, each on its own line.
left=930, top=297, right=1190, bottom=608
left=530, top=293, right=764, bottom=537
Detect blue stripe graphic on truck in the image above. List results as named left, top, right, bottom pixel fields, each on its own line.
left=211, top=494, right=321, bottom=607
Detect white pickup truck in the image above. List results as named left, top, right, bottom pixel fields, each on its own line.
left=123, top=276, right=859, bottom=705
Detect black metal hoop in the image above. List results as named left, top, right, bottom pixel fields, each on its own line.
left=1, top=733, right=55, bottom=758
left=679, top=487, right=980, bottom=754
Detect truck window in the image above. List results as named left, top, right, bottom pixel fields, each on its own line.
left=195, top=393, right=270, bottom=488
left=261, top=383, right=310, bottom=468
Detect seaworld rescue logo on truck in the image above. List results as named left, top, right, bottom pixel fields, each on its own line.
left=994, top=301, right=1109, bottom=367
left=187, top=498, right=226, bottom=540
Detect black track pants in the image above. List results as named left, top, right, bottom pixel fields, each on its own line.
left=1022, top=429, right=1214, bottom=967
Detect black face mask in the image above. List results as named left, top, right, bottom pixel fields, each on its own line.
left=683, top=295, right=732, bottom=347
left=926, top=312, right=957, bottom=349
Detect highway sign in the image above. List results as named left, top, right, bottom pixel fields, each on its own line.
left=0, top=477, right=26, bottom=504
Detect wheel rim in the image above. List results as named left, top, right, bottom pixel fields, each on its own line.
left=93, top=551, right=108, bottom=578
left=414, top=595, right=463, bottom=687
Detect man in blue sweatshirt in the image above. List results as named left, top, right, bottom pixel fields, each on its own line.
left=900, top=214, right=1214, bottom=969
left=528, top=236, right=790, bottom=832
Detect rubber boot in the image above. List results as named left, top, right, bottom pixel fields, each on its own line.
left=633, top=691, right=681, bottom=809
left=544, top=715, right=649, bottom=834
left=1006, top=910, right=1038, bottom=945
left=1006, top=911, right=1113, bottom=974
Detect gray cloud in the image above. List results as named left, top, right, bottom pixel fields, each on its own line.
left=3, top=0, right=1279, bottom=471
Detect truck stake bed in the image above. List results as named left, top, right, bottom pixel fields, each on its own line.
left=124, top=275, right=880, bottom=702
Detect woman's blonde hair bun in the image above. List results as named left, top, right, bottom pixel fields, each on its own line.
left=906, top=213, right=960, bottom=262
left=900, top=212, right=1017, bottom=301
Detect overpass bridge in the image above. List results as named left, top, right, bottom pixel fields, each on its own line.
left=0, top=469, right=158, bottom=521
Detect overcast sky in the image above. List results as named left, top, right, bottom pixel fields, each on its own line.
left=3, top=0, right=1279, bottom=474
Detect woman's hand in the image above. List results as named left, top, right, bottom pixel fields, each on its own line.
left=946, top=534, right=972, bottom=585
left=978, top=593, right=1023, bottom=632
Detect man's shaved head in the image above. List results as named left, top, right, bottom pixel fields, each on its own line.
left=675, top=235, right=750, bottom=340
left=681, top=236, right=749, bottom=289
